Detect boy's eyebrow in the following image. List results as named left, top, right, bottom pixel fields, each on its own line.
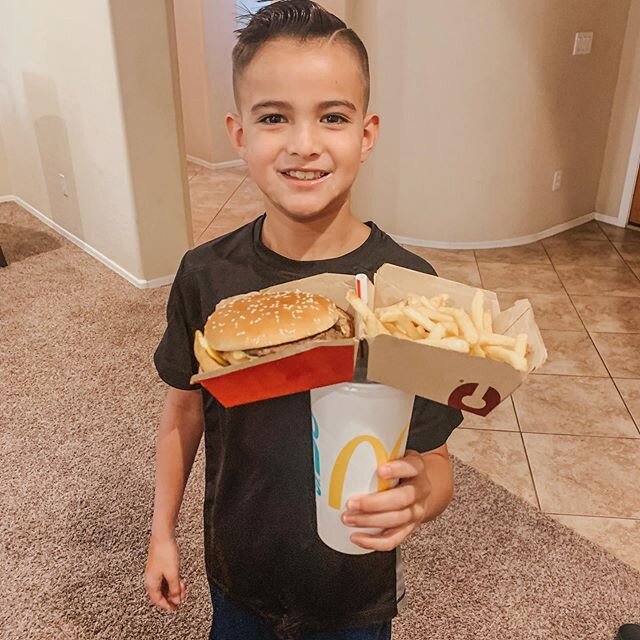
left=250, top=99, right=357, bottom=113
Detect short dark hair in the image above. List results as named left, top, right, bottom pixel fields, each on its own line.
left=232, top=0, right=370, bottom=111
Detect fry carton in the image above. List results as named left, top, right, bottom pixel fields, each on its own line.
left=364, top=264, right=547, bottom=416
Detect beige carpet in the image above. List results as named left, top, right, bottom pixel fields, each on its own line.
left=1, top=201, right=639, bottom=640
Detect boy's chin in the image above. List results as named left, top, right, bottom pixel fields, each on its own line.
left=271, top=195, right=348, bottom=222
left=277, top=205, right=339, bottom=223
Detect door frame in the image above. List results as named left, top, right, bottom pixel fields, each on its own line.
left=618, top=102, right=640, bottom=226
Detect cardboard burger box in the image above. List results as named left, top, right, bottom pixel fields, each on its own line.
left=190, top=263, right=547, bottom=415
left=190, top=273, right=360, bottom=408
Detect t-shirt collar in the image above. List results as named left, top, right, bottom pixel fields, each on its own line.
left=252, top=213, right=379, bottom=274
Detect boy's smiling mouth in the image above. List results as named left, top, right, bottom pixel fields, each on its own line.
left=279, top=169, right=332, bottom=184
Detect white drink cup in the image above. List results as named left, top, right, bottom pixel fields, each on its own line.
left=310, top=382, right=415, bottom=555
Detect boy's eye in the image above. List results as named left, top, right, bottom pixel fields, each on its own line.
left=259, top=114, right=286, bottom=124
left=258, top=113, right=349, bottom=124
left=322, top=113, right=349, bottom=124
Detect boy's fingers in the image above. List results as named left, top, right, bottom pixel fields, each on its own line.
left=349, top=483, right=416, bottom=514
left=377, top=454, right=423, bottom=480
left=350, top=523, right=414, bottom=552
left=158, top=598, right=177, bottom=612
left=167, top=572, right=183, bottom=605
left=180, top=579, right=187, bottom=604
left=146, top=575, right=177, bottom=612
left=343, top=507, right=413, bottom=529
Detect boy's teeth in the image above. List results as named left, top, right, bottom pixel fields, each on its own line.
left=285, top=170, right=327, bottom=180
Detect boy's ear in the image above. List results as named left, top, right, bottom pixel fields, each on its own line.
left=360, top=112, right=380, bottom=163
left=225, top=112, right=247, bottom=160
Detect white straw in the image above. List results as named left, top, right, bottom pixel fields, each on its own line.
left=355, top=273, right=368, bottom=305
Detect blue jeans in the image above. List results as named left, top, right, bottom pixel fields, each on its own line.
left=209, top=587, right=392, bottom=640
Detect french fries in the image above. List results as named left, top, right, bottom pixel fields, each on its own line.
left=346, top=290, right=389, bottom=338
left=194, top=330, right=225, bottom=371
left=348, top=288, right=530, bottom=372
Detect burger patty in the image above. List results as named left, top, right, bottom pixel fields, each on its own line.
left=243, top=315, right=353, bottom=358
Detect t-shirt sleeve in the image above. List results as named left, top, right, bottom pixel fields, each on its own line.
left=406, top=397, right=463, bottom=452
left=153, top=256, right=201, bottom=391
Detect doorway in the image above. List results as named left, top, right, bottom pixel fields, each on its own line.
left=630, top=167, right=640, bottom=226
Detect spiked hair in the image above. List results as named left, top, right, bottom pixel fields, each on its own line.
left=232, top=0, right=370, bottom=111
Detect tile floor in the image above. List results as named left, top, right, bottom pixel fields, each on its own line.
left=187, top=160, right=640, bottom=571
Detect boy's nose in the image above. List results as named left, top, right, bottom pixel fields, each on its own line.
left=286, top=124, right=322, bottom=159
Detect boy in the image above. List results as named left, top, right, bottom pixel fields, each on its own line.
left=146, top=2, right=463, bottom=638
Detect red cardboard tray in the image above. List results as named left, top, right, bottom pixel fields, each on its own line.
left=198, top=343, right=357, bottom=407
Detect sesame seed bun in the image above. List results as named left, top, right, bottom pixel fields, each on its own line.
left=203, top=290, right=341, bottom=353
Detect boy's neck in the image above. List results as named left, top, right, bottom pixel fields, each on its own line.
left=261, top=200, right=371, bottom=261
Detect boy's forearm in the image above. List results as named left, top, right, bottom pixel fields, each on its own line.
left=151, top=397, right=204, bottom=541
left=419, top=449, right=454, bottom=522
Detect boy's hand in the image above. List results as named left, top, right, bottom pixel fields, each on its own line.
left=145, top=535, right=187, bottom=612
left=342, top=445, right=453, bottom=552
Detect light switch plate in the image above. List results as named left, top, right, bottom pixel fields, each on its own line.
left=573, top=32, right=593, bottom=55
left=552, top=170, right=563, bottom=192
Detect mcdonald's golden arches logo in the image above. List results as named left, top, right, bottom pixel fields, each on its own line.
left=326, top=422, right=410, bottom=510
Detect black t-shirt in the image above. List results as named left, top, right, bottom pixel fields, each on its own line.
left=154, top=215, right=463, bottom=639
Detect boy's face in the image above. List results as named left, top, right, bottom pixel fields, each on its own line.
left=226, top=38, right=379, bottom=222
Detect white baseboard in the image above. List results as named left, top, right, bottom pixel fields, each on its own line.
left=2, top=194, right=621, bottom=285
left=392, top=212, right=598, bottom=250
left=594, top=212, right=625, bottom=227
left=0, top=195, right=175, bottom=289
left=186, top=155, right=246, bottom=171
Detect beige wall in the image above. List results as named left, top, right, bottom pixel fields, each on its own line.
left=596, top=0, right=640, bottom=220
left=0, top=72, right=11, bottom=194
left=0, top=119, right=11, bottom=195
left=0, top=0, right=190, bottom=283
left=349, top=0, right=632, bottom=243
left=202, top=0, right=239, bottom=163
left=174, top=0, right=216, bottom=163
left=3, top=0, right=637, bottom=287
left=318, top=0, right=346, bottom=21
left=173, top=0, right=243, bottom=166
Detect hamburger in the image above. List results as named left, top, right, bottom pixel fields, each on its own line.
left=194, top=290, right=355, bottom=373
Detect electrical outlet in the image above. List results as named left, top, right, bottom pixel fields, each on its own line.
left=573, top=32, right=593, bottom=55
left=552, top=170, right=563, bottom=192
left=58, top=173, right=69, bottom=198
